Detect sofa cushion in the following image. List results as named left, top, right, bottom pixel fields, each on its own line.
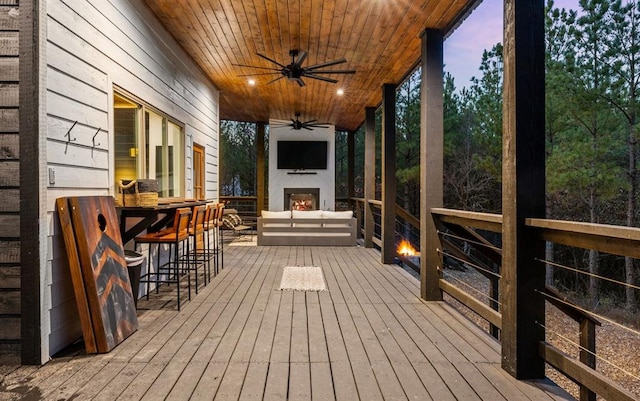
left=322, top=210, right=353, bottom=219
left=261, top=210, right=291, bottom=218
left=292, top=210, right=323, bottom=228
left=323, top=210, right=353, bottom=228
left=261, top=210, right=291, bottom=228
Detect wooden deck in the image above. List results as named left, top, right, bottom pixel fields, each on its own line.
left=0, top=243, right=572, bottom=400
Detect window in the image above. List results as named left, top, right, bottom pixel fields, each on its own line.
left=114, top=92, right=185, bottom=198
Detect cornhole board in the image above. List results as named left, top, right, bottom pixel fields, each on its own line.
left=56, top=196, right=138, bottom=353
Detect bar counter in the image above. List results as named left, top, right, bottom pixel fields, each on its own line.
left=117, top=199, right=209, bottom=245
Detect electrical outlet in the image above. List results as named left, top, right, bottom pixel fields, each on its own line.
left=48, top=168, right=55, bottom=186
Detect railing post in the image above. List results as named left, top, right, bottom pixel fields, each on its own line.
left=364, top=107, right=376, bottom=248
left=256, top=122, right=266, bottom=216
left=381, top=83, right=397, bottom=264
left=420, top=29, right=444, bottom=301
left=580, top=319, right=597, bottom=401
left=501, top=0, right=546, bottom=379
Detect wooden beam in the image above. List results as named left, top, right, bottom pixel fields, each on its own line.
left=19, top=0, right=41, bottom=365
left=381, top=83, right=397, bottom=264
left=364, top=107, right=376, bottom=248
left=420, top=29, right=444, bottom=300
left=501, top=0, right=546, bottom=379
left=256, top=121, right=265, bottom=216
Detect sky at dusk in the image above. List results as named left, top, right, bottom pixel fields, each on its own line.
left=444, top=0, right=582, bottom=90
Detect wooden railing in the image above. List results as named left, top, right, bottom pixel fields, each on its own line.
left=220, top=196, right=259, bottom=218
left=427, top=208, right=639, bottom=401
left=352, top=197, right=421, bottom=253
left=526, top=218, right=640, bottom=401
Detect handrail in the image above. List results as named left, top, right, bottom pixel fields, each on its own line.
left=431, top=208, right=502, bottom=233
left=527, top=218, right=640, bottom=259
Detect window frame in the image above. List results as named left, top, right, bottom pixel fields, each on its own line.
left=113, top=87, right=186, bottom=201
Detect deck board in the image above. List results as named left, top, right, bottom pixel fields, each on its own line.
left=2, top=244, right=573, bottom=400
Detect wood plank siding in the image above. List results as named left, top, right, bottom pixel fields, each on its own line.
left=0, top=0, right=20, bottom=364
left=39, top=0, right=220, bottom=363
left=0, top=245, right=570, bottom=400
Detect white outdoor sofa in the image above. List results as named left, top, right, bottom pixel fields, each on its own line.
left=257, top=210, right=357, bottom=246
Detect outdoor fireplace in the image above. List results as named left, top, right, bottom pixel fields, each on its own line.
left=284, top=188, right=320, bottom=211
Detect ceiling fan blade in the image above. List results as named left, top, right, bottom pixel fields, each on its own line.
left=266, top=76, right=286, bottom=85
left=295, top=50, right=308, bottom=66
left=232, top=63, right=281, bottom=71
left=237, top=72, right=280, bottom=77
left=303, top=126, right=314, bottom=131
left=296, top=78, right=306, bottom=87
left=255, top=52, right=286, bottom=68
left=304, top=74, right=338, bottom=84
left=305, top=58, right=347, bottom=70
left=308, top=69, right=356, bottom=75
left=308, top=123, right=330, bottom=128
left=303, top=119, right=318, bottom=124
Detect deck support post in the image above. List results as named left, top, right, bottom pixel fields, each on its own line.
left=347, top=130, right=355, bottom=211
left=501, top=0, right=546, bottom=379
left=381, top=83, right=397, bottom=264
left=364, top=107, right=376, bottom=248
left=256, top=121, right=266, bottom=216
left=420, top=29, right=444, bottom=301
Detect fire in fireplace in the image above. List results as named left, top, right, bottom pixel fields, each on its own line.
left=284, top=188, right=320, bottom=210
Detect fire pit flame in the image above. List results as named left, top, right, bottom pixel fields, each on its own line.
left=397, top=239, right=416, bottom=257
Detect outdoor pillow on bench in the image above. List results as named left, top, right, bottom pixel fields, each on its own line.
left=222, top=213, right=251, bottom=233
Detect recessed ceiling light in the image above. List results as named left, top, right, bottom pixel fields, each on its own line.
left=248, top=79, right=256, bottom=86
left=336, top=89, right=344, bottom=96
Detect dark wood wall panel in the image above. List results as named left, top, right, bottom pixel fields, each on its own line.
left=0, top=0, right=20, bottom=364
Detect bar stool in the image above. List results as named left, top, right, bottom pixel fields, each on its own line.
left=203, top=203, right=217, bottom=279
left=215, top=203, right=225, bottom=271
left=186, top=205, right=207, bottom=293
left=135, top=207, right=192, bottom=311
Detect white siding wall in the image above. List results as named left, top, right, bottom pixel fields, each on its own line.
left=43, top=0, right=219, bottom=361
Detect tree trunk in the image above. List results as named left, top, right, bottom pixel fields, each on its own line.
left=545, top=202, right=554, bottom=286
left=545, top=241, right=554, bottom=287
left=589, top=189, right=599, bottom=304
left=626, top=109, right=637, bottom=310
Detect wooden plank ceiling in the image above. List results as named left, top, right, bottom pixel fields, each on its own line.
left=143, top=0, right=477, bottom=131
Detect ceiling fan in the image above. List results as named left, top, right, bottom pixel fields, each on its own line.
left=271, top=113, right=330, bottom=130
left=234, top=49, right=355, bottom=87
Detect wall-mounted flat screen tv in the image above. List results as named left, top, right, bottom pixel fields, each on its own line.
left=277, top=140, right=328, bottom=170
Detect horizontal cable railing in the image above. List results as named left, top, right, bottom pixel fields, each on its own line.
left=526, top=218, right=640, bottom=401
left=429, top=209, right=640, bottom=401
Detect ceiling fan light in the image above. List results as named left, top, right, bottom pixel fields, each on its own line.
left=336, top=89, right=344, bottom=96
left=248, top=79, right=256, bottom=86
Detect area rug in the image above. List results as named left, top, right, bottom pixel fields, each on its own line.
left=278, top=266, right=327, bottom=291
